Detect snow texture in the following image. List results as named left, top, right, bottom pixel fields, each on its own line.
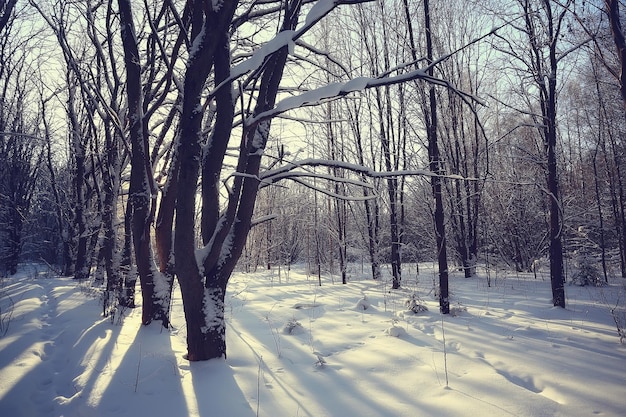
left=1, top=262, right=625, bottom=417
left=201, top=287, right=225, bottom=335
left=211, top=0, right=224, bottom=12
left=305, top=0, right=337, bottom=26
left=188, top=22, right=207, bottom=63
left=212, top=0, right=340, bottom=96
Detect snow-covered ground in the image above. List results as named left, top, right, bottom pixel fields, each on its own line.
left=1, top=263, right=625, bottom=417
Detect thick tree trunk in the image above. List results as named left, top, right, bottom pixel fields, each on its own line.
left=547, top=144, right=565, bottom=307
left=174, top=0, right=240, bottom=361
left=175, top=0, right=299, bottom=361
left=0, top=0, right=17, bottom=34
left=118, top=0, right=169, bottom=326
left=178, top=264, right=228, bottom=361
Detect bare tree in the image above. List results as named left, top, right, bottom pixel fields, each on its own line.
left=491, top=0, right=572, bottom=306
left=117, top=0, right=176, bottom=326
left=0, top=0, right=17, bottom=34
left=0, top=5, right=43, bottom=275
left=603, top=0, right=626, bottom=278
left=521, top=0, right=571, bottom=307
left=421, top=0, right=450, bottom=313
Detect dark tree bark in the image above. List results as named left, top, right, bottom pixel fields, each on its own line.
left=41, top=97, right=73, bottom=276
left=173, top=0, right=240, bottom=361
left=118, top=0, right=170, bottom=326
left=606, top=0, right=626, bottom=107
left=173, top=0, right=303, bottom=361
left=521, top=0, right=567, bottom=307
left=120, top=199, right=136, bottom=308
left=66, top=81, right=90, bottom=282
left=604, top=0, right=626, bottom=278
left=424, top=0, right=450, bottom=314
left=0, top=0, right=17, bottom=34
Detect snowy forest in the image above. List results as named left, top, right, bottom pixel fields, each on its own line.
left=2, top=0, right=626, bottom=351
left=2, top=1, right=626, bottom=413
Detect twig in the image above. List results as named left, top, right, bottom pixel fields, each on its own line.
left=134, top=342, right=142, bottom=393
left=256, top=356, right=263, bottom=417
left=441, top=313, right=449, bottom=388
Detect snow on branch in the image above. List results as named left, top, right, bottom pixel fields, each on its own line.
left=261, top=158, right=483, bottom=184
left=246, top=70, right=473, bottom=126
left=213, top=0, right=370, bottom=95
left=239, top=13, right=518, bottom=126
left=250, top=213, right=278, bottom=227
left=262, top=169, right=376, bottom=190
left=289, top=177, right=377, bottom=202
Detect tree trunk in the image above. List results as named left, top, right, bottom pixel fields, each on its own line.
left=175, top=0, right=300, bottom=361
left=67, top=82, right=89, bottom=281
left=118, top=0, right=169, bottom=326
left=424, top=0, right=450, bottom=314
left=0, top=0, right=17, bottom=34
left=174, top=0, right=240, bottom=361
left=543, top=0, right=565, bottom=307
left=120, top=199, right=136, bottom=308
left=605, top=0, right=626, bottom=278
left=101, top=127, right=122, bottom=316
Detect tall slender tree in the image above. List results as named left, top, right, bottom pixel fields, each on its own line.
left=423, top=0, right=450, bottom=313
left=117, top=0, right=172, bottom=325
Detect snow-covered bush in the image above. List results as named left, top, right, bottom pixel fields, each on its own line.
left=570, top=254, right=605, bottom=287
left=355, top=295, right=371, bottom=311
left=282, top=318, right=305, bottom=335
left=0, top=281, right=14, bottom=337
left=314, top=353, right=327, bottom=368
left=450, top=302, right=467, bottom=317
left=610, top=306, right=626, bottom=344
left=385, top=325, right=407, bottom=337
left=405, top=293, right=428, bottom=314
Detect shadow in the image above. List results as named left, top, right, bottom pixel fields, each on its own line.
left=91, top=318, right=254, bottom=417
left=87, top=323, right=192, bottom=417
left=181, top=359, right=256, bottom=417
left=0, top=280, right=48, bottom=371
left=226, top=318, right=441, bottom=417
left=0, top=280, right=124, bottom=417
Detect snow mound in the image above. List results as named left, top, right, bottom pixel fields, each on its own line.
left=385, top=325, right=407, bottom=337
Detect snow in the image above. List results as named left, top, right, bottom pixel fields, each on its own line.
left=188, top=21, right=207, bottom=64
left=201, top=287, right=225, bottom=336
left=211, top=0, right=224, bottom=13
left=226, top=31, right=297, bottom=84
left=212, top=0, right=340, bottom=97
left=1, top=263, right=626, bottom=417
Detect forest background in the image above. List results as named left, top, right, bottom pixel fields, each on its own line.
left=1, top=0, right=626, bottom=361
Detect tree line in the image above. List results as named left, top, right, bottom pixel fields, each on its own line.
left=1, top=0, right=625, bottom=360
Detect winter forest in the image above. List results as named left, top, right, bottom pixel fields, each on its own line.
left=1, top=0, right=626, bottom=416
